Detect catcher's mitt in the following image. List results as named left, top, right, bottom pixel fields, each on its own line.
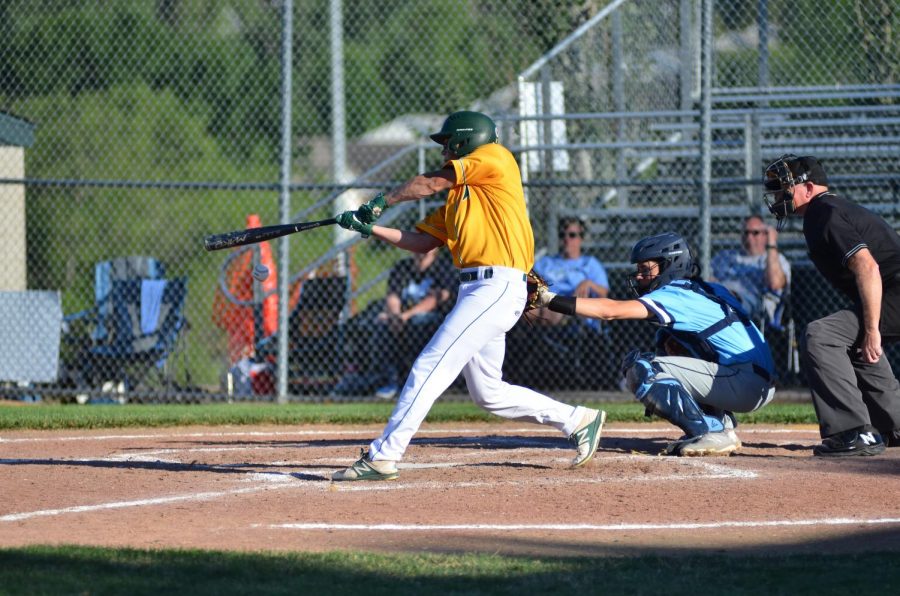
left=524, top=269, right=550, bottom=313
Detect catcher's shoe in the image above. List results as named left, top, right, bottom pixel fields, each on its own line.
left=569, top=408, right=606, bottom=468
left=332, top=450, right=399, bottom=481
left=665, top=429, right=740, bottom=457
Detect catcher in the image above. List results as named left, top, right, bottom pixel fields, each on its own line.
left=532, top=232, right=776, bottom=456
left=330, top=110, right=604, bottom=481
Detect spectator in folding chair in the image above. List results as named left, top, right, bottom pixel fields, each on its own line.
left=530, top=216, right=610, bottom=326
left=710, top=214, right=791, bottom=331
left=370, top=247, right=456, bottom=399
left=506, top=216, right=612, bottom=390
left=332, top=248, right=456, bottom=399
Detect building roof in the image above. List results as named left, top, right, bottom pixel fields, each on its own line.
left=0, top=112, right=36, bottom=148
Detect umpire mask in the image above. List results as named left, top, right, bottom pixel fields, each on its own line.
left=763, top=155, right=799, bottom=228
left=763, top=154, right=827, bottom=229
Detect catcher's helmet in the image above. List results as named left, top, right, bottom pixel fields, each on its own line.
left=628, top=232, right=696, bottom=296
left=430, top=111, right=498, bottom=157
left=763, top=154, right=828, bottom=225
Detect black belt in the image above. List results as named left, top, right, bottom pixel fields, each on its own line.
left=459, top=268, right=492, bottom=282
left=459, top=268, right=527, bottom=282
left=752, top=363, right=773, bottom=383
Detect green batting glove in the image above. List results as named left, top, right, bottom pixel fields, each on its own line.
left=336, top=210, right=373, bottom=238
left=356, top=192, right=388, bottom=224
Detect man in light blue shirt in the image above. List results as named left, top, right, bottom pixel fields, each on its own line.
left=532, top=217, right=608, bottom=329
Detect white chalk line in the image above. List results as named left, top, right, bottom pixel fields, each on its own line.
left=0, top=473, right=756, bottom=523
left=0, top=426, right=819, bottom=443
left=0, top=454, right=756, bottom=523
left=261, top=517, right=900, bottom=533
left=0, top=429, right=376, bottom=443
left=324, top=473, right=752, bottom=494
left=0, top=483, right=295, bottom=523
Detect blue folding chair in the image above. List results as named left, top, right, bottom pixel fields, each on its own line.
left=64, top=256, right=166, bottom=344
left=61, top=258, right=189, bottom=396
left=85, top=277, right=189, bottom=394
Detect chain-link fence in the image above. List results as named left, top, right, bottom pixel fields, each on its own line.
left=512, top=0, right=900, bottom=394
left=1, top=0, right=898, bottom=403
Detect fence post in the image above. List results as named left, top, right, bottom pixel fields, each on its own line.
left=699, top=0, right=713, bottom=278
left=276, top=0, right=294, bottom=404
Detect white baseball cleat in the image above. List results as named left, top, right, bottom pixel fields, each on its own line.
left=332, top=450, right=399, bottom=481
left=569, top=408, right=606, bottom=468
left=666, top=429, right=741, bottom=457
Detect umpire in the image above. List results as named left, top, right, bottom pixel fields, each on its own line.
left=764, top=154, right=900, bottom=456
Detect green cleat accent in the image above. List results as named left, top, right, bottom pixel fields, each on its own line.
left=332, top=450, right=399, bottom=482
left=569, top=409, right=606, bottom=468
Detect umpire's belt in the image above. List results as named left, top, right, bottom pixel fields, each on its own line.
left=459, top=266, right=526, bottom=283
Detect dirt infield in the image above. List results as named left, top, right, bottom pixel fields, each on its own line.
left=2, top=422, right=899, bottom=557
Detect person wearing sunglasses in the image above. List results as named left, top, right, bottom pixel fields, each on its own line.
left=504, top=216, right=611, bottom=391
left=710, top=215, right=791, bottom=330
left=530, top=217, right=609, bottom=327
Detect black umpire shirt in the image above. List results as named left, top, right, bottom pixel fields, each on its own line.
left=803, top=192, right=900, bottom=337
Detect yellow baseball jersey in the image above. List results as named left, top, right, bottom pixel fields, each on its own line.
left=416, top=143, right=535, bottom=271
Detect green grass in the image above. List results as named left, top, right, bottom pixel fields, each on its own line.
left=0, top=401, right=819, bottom=430
left=0, top=546, right=897, bottom=595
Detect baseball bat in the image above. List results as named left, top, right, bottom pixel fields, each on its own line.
left=203, top=217, right=337, bottom=251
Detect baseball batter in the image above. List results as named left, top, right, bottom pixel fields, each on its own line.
left=331, top=110, right=604, bottom=481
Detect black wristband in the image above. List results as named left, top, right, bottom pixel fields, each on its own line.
left=548, top=295, right=577, bottom=316
left=766, top=245, right=777, bottom=250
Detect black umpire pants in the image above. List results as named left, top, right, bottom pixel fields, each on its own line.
left=801, top=308, right=900, bottom=438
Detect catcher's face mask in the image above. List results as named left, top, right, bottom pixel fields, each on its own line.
left=627, top=260, right=661, bottom=297
left=627, top=232, right=696, bottom=297
left=763, top=154, right=805, bottom=229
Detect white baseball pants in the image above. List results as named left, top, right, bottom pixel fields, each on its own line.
left=368, top=266, right=586, bottom=462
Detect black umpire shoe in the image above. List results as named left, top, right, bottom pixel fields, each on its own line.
left=813, top=429, right=886, bottom=457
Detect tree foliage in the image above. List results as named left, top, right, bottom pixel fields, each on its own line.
left=1, top=0, right=598, bottom=162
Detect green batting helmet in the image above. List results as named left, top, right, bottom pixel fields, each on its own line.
left=429, top=111, right=498, bottom=157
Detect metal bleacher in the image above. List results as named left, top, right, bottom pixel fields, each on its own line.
left=549, top=85, right=900, bottom=274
